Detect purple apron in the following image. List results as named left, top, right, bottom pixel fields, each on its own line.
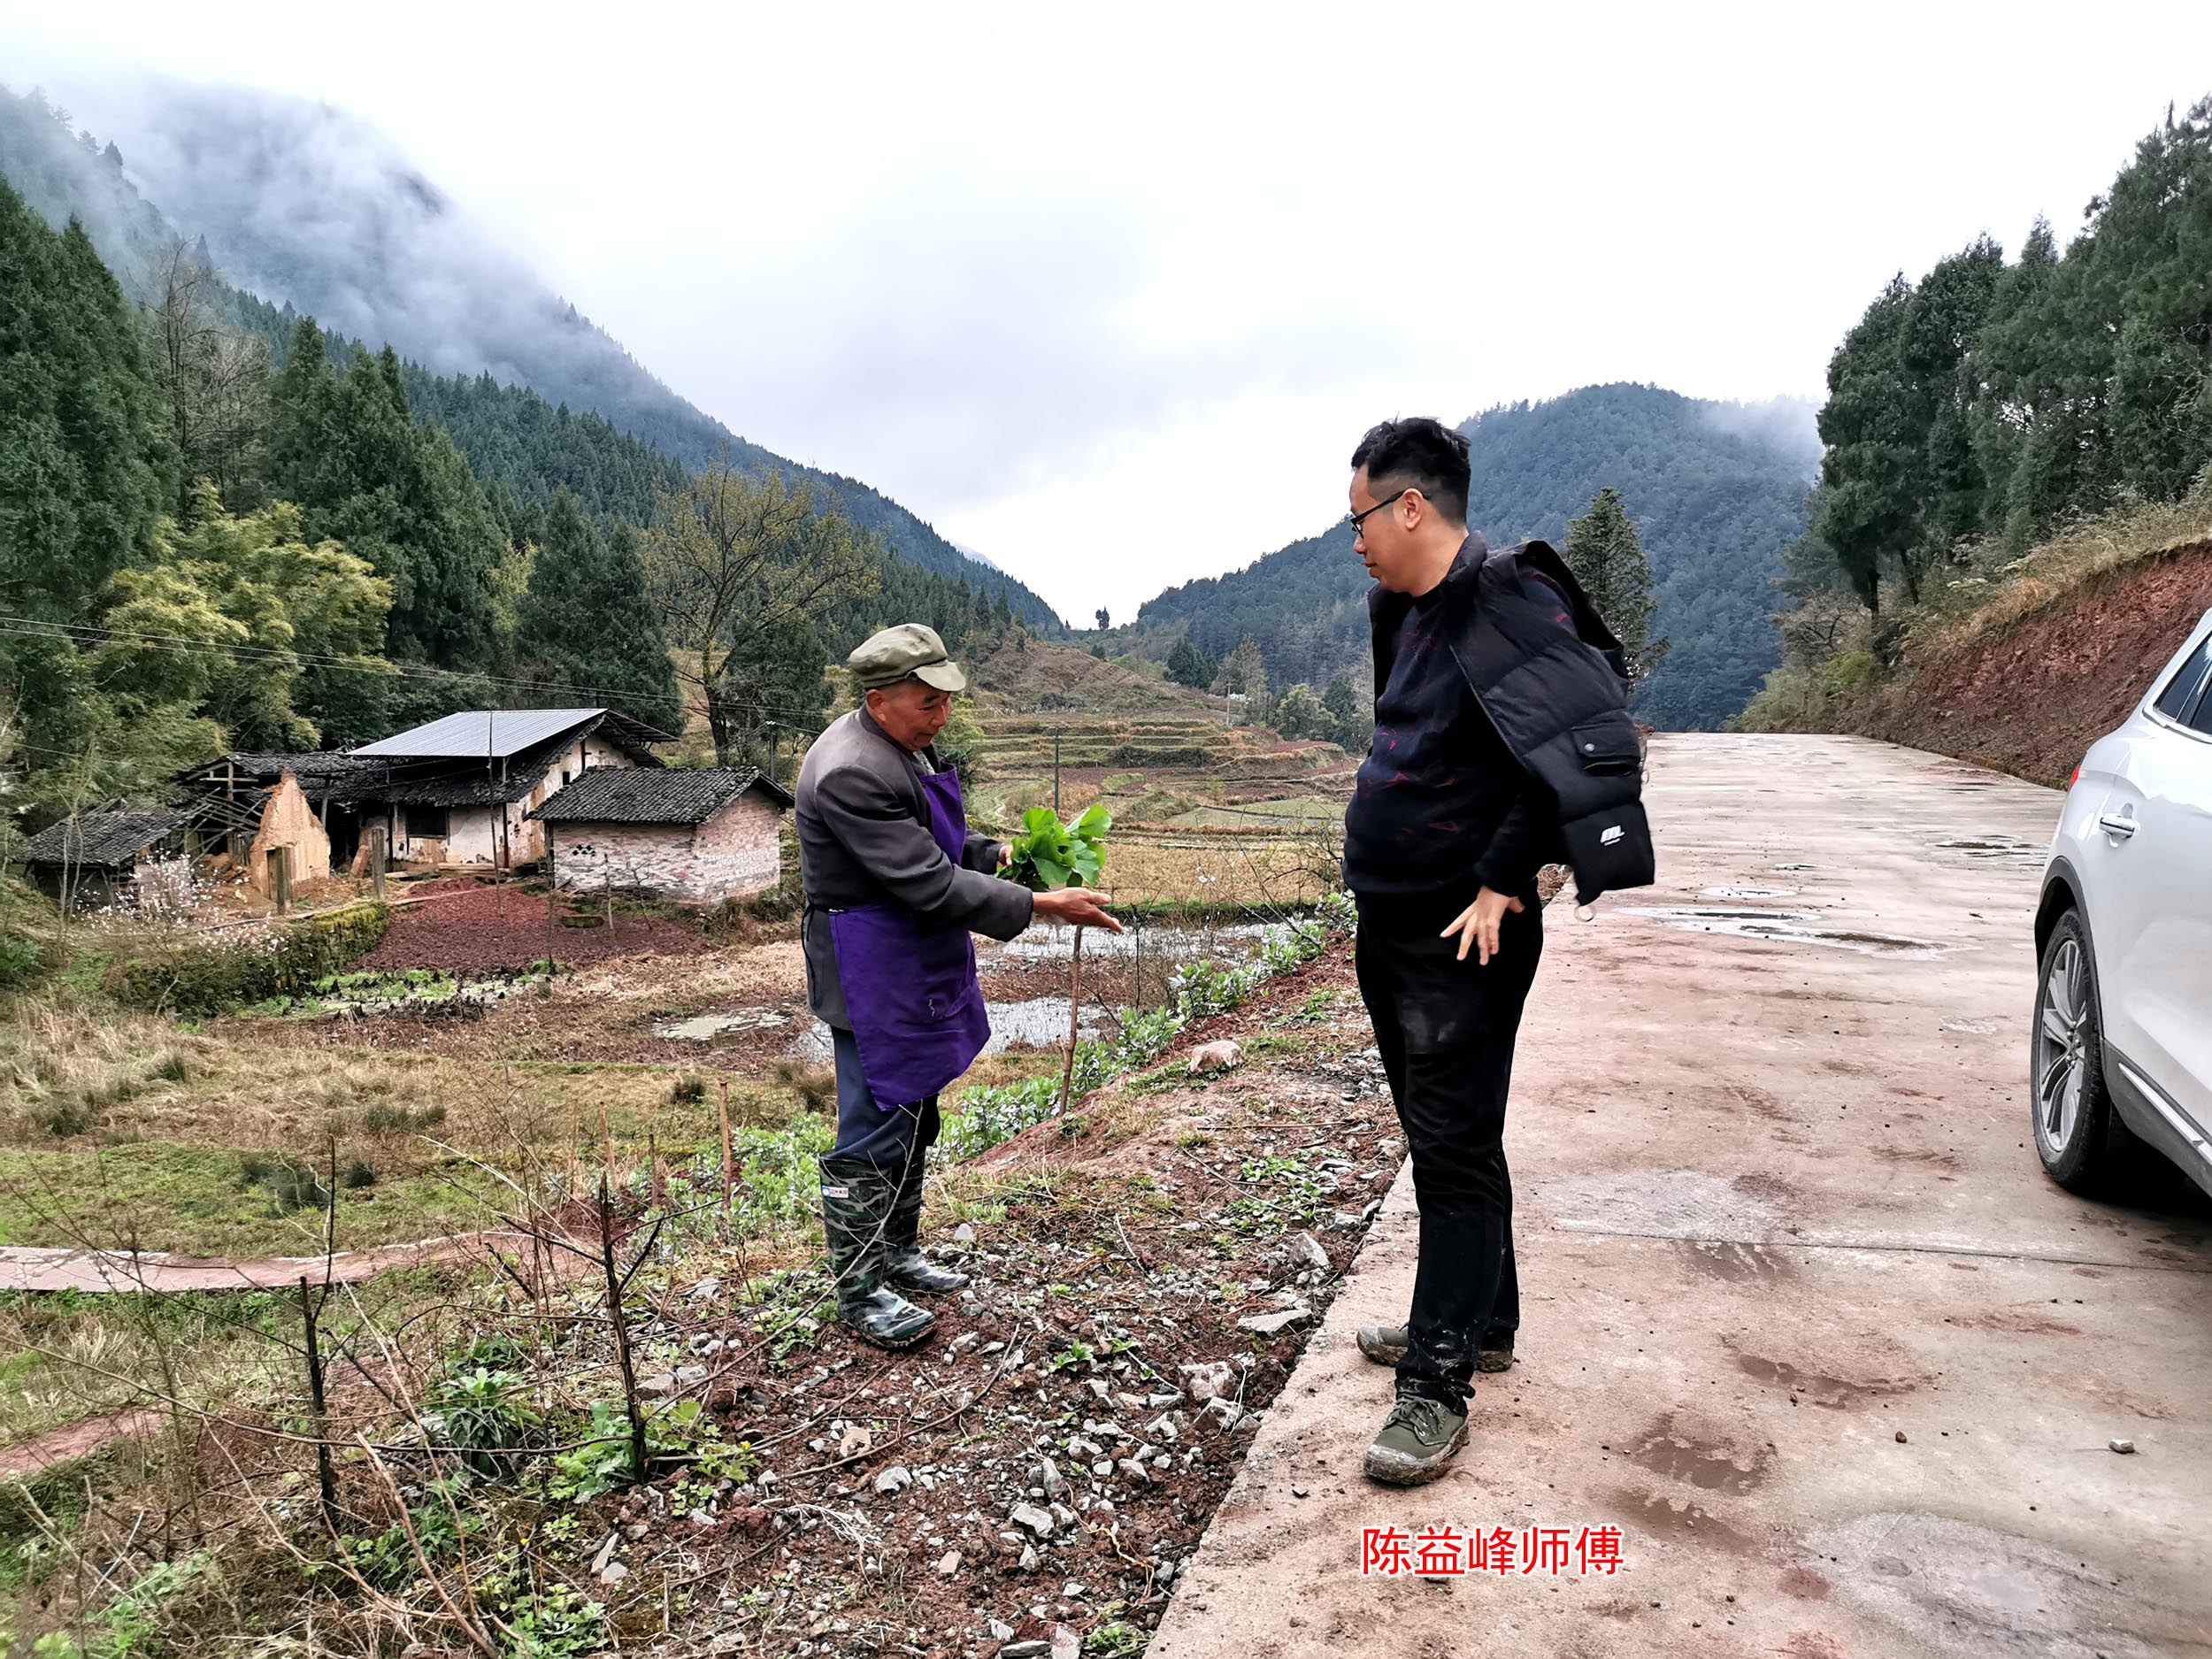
left=828, top=765, right=992, bottom=1107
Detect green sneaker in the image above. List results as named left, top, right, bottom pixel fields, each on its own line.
left=1356, top=1323, right=1408, bottom=1365
left=1363, top=1393, right=1469, bottom=1486
left=1356, top=1324, right=1514, bottom=1372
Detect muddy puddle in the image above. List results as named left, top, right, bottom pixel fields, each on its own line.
left=1931, top=835, right=2045, bottom=864
left=1624, top=904, right=1950, bottom=958
left=995, top=922, right=1275, bottom=964
left=656, top=1010, right=791, bottom=1041
left=782, top=996, right=1111, bottom=1063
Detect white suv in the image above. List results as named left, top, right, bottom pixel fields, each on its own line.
left=2033, top=607, right=2212, bottom=1198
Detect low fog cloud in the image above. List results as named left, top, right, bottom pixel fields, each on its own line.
left=1698, top=398, right=1824, bottom=474
left=91, top=81, right=634, bottom=396
left=14, top=4, right=2211, bottom=617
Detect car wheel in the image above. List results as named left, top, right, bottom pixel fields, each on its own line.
left=2031, top=909, right=2129, bottom=1192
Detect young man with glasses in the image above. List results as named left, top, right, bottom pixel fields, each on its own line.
left=1340, top=417, right=1650, bottom=1484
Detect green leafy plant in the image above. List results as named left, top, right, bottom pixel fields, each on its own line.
left=1000, top=804, right=1114, bottom=1110
left=343, top=1476, right=480, bottom=1588
left=426, top=1359, right=541, bottom=1477
left=499, top=1584, right=609, bottom=1659
left=547, top=1400, right=753, bottom=1502
left=0, top=933, right=46, bottom=990
left=999, top=803, right=1111, bottom=892
left=1087, top=1621, right=1148, bottom=1659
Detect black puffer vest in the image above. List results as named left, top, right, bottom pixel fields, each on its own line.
left=1368, top=534, right=1655, bottom=905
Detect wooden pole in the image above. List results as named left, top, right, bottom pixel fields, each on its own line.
left=718, top=1080, right=735, bottom=1226
left=297, top=1276, right=338, bottom=1532
left=1057, top=925, right=1086, bottom=1114
left=596, top=1182, right=649, bottom=1486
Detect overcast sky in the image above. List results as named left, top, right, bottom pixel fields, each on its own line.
left=7, top=3, right=2210, bottom=622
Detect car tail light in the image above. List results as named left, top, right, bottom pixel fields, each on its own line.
left=2068, top=763, right=2081, bottom=791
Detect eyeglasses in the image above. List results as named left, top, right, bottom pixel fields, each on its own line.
left=1347, top=488, right=1417, bottom=539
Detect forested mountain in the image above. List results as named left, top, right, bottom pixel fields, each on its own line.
left=1133, top=385, right=1820, bottom=729
left=0, top=161, right=1045, bottom=834
left=1803, top=96, right=2212, bottom=612
left=0, top=81, right=1062, bottom=628
left=1745, top=95, right=2212, bottom=741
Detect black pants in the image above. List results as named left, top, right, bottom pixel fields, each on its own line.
left=827, top=1025, right=941, bottom=1165
left=1355, top=890, right=1543, bottom=1405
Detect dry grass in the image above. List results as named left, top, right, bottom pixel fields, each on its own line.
left=1908, top=478, right=2212, bottom=658
left=1102, top=837, right=1334, bottom=910
left=0, top=1293, right=297, bottom=1448
left=0, top=995, right=816, bottom=1256
left=0, top=1001, right=219, bottom=1143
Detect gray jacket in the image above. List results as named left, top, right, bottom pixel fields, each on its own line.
left=795, top=707, right=1034, bottom=1028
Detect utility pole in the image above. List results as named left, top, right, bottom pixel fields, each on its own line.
left=1053, top=728, right=1064, bottom=816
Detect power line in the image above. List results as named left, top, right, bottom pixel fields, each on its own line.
left=0, top=613, right=837, bottom=733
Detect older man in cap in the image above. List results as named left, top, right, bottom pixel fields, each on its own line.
left=796, top=623, right=1121, bottom=1347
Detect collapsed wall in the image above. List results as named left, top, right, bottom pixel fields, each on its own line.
left=245, top=772, right=332, bottom=895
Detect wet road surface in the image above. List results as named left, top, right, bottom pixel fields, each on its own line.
left=1152, top=734, right=2212, bottom=1659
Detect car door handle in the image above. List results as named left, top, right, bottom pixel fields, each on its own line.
left=2096, top=812, right=2138, bottom=839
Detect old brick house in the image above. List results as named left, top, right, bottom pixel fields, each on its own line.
left=530, top=769, right=791, bottom=905
left=180, top=709, right=671, bottom=877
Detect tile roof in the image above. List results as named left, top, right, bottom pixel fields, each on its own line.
left=24, top=810, right=184, bottom=868
left=529, top=768, right=790, bottom=826
left=178, top=752, right=389, bottom=801
left=360, top=734, right=602, bottom=808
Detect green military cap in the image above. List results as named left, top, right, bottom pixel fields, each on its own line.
left=848, top=623, right=968, bottom=693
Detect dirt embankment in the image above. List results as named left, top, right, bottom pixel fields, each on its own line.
left=1828, top=540, right=2212, bottom=785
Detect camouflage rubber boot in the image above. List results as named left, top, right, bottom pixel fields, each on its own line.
left=884, top=1156, right=970, bottom=1295
left=1357, top=1323, right=1514, bottom=1372
left=1362, top=1391, right=1470, bottom=1486
left=818, top=1157, right=934, bottom=1348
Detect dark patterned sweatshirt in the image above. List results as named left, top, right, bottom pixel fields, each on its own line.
left=1341, top=543, right=1571, bottom=901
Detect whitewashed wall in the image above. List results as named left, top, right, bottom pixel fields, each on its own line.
left=389, top=733, right=639, bottom=868
left=549, top=794, right=781, bottom=904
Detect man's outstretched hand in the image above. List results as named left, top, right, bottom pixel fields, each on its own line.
left=1443, top=886, right=1524, bottom=964
left=1033, top=887, right=1125, bottom=933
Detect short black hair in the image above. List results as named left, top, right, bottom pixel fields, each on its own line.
left=1350, top=417, right=1471, bottom=524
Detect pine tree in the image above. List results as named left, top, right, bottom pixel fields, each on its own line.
left=260, top=331, right=503, bottom=673
left=0, top=182, right=180, bottom=816
left=1166, top=634, right=1217, bottom=689
left=1563, top=488, right=1666, bottom=685
left=516, top=489, right=681, bottom=734
left=1221, top=635, right=1269, bottom=721
left=1814, top=276, right=1923, bottom=611
left=0, top=185, right=176, bottom=624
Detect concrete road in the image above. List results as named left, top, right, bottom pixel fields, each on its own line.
left=1152, top=734, right=2212, bottom=1659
